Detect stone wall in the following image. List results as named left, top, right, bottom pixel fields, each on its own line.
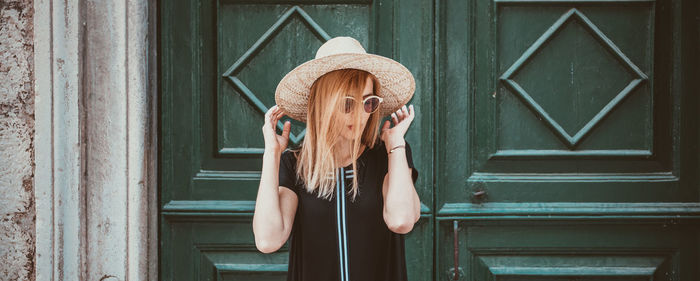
left=0, top=0, right=35, bottom=280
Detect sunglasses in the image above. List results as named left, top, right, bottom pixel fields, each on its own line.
left=344, top=95, right=384, bottom=114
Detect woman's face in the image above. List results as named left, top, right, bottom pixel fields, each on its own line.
left=339, top=76, right=373, bottom=141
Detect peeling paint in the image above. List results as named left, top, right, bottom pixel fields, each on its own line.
left=0, top=0, right=36, bottom=280
left=99, top=275, right=120, bottom=281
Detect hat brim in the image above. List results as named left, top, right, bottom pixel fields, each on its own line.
left=275, top=52, right=416, bottom=122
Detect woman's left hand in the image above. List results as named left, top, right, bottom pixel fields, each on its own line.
left=381, top=104, right=415, bottom=151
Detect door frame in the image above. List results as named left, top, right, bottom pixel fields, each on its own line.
left=33, top=0, right=160, bottom=279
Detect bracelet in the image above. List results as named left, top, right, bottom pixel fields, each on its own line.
left=389, top=144, right=405, bottom=154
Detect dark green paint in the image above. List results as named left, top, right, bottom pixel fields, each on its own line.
left=162, top=0, right=699, bottom=280
left=161, top=0, right=432, bottom=280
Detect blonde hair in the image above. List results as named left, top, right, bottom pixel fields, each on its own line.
left=290, top=69, right=382, bottom=202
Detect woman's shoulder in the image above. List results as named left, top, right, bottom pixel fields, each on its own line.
left=281, top=148, right=301, bottom=166
left=282, top=148, right=299, bottom=156
left=371, top=139, right=387, bottom=154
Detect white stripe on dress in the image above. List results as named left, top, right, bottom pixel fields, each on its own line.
left=345, top=169, right=354, bottom=179
left=340, top=167, right=350, bottom=280
left=335, top=168, right=346, bottom=281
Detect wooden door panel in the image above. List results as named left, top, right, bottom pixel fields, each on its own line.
left=438, top=0, right=688, bottom=205
left=215, top=5, right=371, bottom=159
left=436, top=0, right=698, bottom=281
left=497, top=6, right=652, bottom=152
left=437, top=217, right=698, bottom=281
left=162, top=217, right=289, bottom=280
left=161, top=0, right=435, bottom=280
left=162, top=0, right=381, bottom=205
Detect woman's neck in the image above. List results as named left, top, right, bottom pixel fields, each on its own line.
left=335, top=138, right=366, bottom=167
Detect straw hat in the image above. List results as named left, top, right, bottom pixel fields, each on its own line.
left=275, top=36, right=415, bottom=122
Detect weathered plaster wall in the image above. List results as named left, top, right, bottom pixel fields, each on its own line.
left=0, top=0, right=35, bottom=280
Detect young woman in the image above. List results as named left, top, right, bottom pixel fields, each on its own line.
left=252, top=37, right=420, bottom=281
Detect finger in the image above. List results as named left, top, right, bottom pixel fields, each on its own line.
left=268, top=106, right=282, bottom=123
left=272, top=110, right=281, bottom=123
left=282, top=121, right=291, bottom=139
left=401, top=105, right=408, bottom=119
left=265, top=107, right=273, bottom=122
left=401, top=109, right=408, bottom=121
left=409, top=104, right=415, bottom=119
left=269, top=117, right=281, bottom=132
left=269, top=111, right=278, bottom=127
left=391, top=113, right=399, bottom=125
left=381, top=120, right=391, bottom=132
left=272, top=118, right=282, bottom=132
left=268, top=105, right=279, bottom=114
left=395, top=108, right=404, bottom=120
left=273, top=108, right=285, bottom=123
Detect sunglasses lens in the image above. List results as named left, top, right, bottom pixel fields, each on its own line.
left=364, top=97, right=380, bottom=113
left=344, top=98, right=355, bottom=113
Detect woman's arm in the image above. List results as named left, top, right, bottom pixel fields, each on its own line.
left=380, top=104, right=421, bottom=234
left=252, top=105, right=298, bottom=253
left=253, top=150, right=298, bottom=253
left=382, top=145, right=421, bottom=234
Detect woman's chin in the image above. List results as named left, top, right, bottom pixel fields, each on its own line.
left=340, top=132, right=358, bottom=141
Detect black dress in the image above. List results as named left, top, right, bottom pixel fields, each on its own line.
left=278, top=139, right=419, bottom=281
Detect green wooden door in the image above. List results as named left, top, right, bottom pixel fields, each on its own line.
left=161, top=0, right=699, bottom=280
left=436, top=0, right=699, bottom=280
left=160, top=0, right=433, bottom=280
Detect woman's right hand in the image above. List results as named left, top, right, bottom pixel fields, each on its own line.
left=262, top=105, right=291, bottom=153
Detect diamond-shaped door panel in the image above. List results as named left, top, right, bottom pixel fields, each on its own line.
left=500, top=8, right=648, bottom=149
left=219, top=6, right=333, bottom=155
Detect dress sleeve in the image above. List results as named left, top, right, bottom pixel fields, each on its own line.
left=278, top=150, right=300, bottom=196
left=382, top=139, right=419, bottom=184
left=404, top=141, right=419, bottom=184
